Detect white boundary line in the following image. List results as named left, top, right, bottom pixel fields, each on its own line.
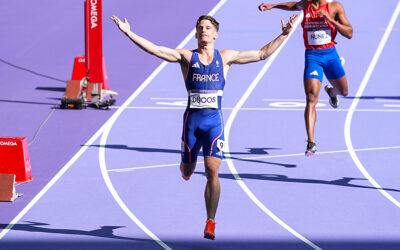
left=109, top=106, right=400, bottom=112
left=98, top=1, right=227, bottom=249
left=344, top=0, right=400, bottom=208
left=0, top=127, right=105, bottom=240
left=223, top=13, right=320, bottom=250
left=108, top=145, right=400, bottom=173
left=0, top=0, right=228, bottom=244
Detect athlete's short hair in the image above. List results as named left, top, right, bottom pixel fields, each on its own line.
left=196, top=15, right=219, bottom=32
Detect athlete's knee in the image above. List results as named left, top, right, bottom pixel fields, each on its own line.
left=306, top=92, right=319, bottom=105
left=204, top=164, right=219, bottom=180
left=205, top=167, right=219, bottom=180
left=341, top=88, right=348, bottom=97
left=204, top=156, right=221, bottom=179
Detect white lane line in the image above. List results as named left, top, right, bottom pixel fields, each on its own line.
left=97, top=1, right=227, bottom=249
left=223, top=13, right=321, bottom=250
left=344, top=0, right=400, bottom=208
left=110, top=162, right=185, bottom=172
left=109, top=106, right=400, bottom=112
left=384, top=104, right=400, bottom=107
left=0, top=127, right=106, bottom=240
left=263, top=98, right=328, bottom=101
left=150, top=97, right=187, bottom=100
left=0, top=0, right=228, bottom=244
left=107, top=145, right=400, bottom=173
left=376, top=99, right=400, bottom=103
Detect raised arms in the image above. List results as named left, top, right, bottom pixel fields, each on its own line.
left=110, top=15, right=190, bottom=63
left=258, top=1, right=353, bottom=39
left=258, top=1, right=304, bottom=11
left=222, top=14, right=298, bottom=65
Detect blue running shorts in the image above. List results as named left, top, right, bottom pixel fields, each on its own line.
left=181, top=109, right=224, bottom=164
left=304, top=46, right=345, bottom=82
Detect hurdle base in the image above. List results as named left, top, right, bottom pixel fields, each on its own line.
left=60, top=97, right=85, bottom=110
left=0, top=174, right=23, bottom=202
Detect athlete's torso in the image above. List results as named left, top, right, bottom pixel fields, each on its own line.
left=301, top=0, right=337, bottom=49
left=185, top=49, right=225, bottom=113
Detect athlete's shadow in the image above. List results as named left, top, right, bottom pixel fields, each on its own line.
left=91, top=145, right=295, bottom=168
left=90, top=144, right=181, bottom=154
left=0, top=221, right=150, bottom=242
left=226, top=156, right=296, bottom=168
left=196, top=172, right=400, bottom=192
left=36, top=87, right=66, bottom=92
left=345, top=95, right=400, bottom=100
left=226, top=147, right=296, bottom=168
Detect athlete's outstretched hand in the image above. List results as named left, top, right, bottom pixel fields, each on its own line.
left=281, top=14, right=298, bottom=35
left=258, top=3, right=273, bottom=11
left=111, top=15, right=130, bottom=34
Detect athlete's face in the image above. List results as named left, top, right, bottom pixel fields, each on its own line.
left=196, top=20, right=218, bottom=43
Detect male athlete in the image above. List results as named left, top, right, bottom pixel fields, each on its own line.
left=111, top=13, right=297, bottom=240
left=259, top=0, right=353, bottom=155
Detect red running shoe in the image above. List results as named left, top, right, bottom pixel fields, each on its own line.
left=182, top=175, right=191, bottom=181
left=204, top=219, right=216, bottom=240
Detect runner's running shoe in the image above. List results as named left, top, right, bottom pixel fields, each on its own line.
left=305, top=141, right=317, bottom=156
left=182, top=175, right=191, bottom=181
left=180, top=164, right=192, bottom=181
left=325, top=85, right=339, bottom=109
left=204, top=219, right=216, bottom=240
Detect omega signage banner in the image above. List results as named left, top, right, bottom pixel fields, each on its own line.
left=0, top=137, right=33, bottom=183
left=85, top=0, right=109, bottom=90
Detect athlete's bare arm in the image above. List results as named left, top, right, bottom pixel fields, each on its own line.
left=258, top=1, right=305, bottom=11
left=318, top=2, right=353, bottom=39
left=221, top=14, right=297, bottom=67
left=110, top=15, right=192, bottom=64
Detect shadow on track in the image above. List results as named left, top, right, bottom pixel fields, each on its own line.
left=0, top=58, right=66, bottom=83
left=198, top=172, right=400, bottom=192
left=90, top=144, right=295, bottom=168
left=0, top=221, right=150, bottom=242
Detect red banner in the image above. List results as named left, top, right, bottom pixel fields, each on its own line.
left=0, top=137, right=33, bottom=183
left=85, top=0, right=109, bottom=90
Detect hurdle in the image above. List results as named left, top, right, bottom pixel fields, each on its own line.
left=0, top=137, right=32, bottom=202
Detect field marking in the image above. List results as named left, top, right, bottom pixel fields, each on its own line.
left=219, top=13, right=321, bottom=250
left=107, top=145, right=400, bottom=173
left=109, top=106, right=400, bottom=112
left=344, top=0, right=400, bottom=209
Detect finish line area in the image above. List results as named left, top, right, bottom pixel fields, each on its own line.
left=1, top=0, right=400, bottom=249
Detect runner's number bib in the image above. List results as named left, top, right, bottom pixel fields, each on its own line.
left=189, top=92, right=219, bottom=109
left=307, top=29, right=332, bottom=45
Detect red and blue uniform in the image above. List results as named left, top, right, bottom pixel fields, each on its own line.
left=181, top=49, right=225, bottom=164
left=302, top=0, right=345, bottom=82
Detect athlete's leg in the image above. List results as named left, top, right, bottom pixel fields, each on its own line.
left=304, top=78, right=322, bottom=143
left=325, top=48, right=348, bottom=100
left=303, top=49, right=324, bottom=145
left=327, top=75, right=349, bottom=97
left=204, top=156, right=221, bottom=221
left=201, top=111, right=223, bottom=240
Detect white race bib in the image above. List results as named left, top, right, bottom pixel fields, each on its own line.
left=189, top=92, right=219, bottom=109
left=307, top=29, right=331, bottom=45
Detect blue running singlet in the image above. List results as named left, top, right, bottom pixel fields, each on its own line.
left=181, top=49, right=225, bottom=164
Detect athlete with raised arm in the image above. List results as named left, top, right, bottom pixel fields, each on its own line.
left=111, top=13, right=297, bottom=240
left=259, top=0, right=353, bottom=155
